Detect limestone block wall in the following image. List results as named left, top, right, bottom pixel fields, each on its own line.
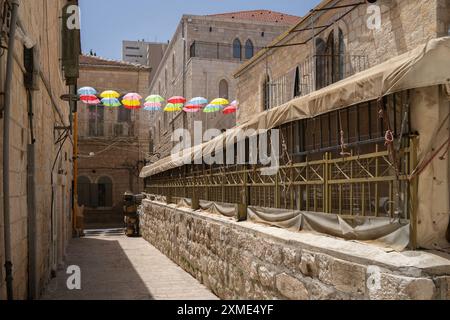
left=140, top=200, right=450, bottom=300
left=0, top=0, right=75, bottom=299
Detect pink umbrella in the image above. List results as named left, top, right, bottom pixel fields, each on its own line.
left=80, top=94, right=100, bottom=105
left=168, top=96, right=186, bottom=104
left=183, top=103, right=202, bottom=113
left=122, top=93, right=143, bottom=110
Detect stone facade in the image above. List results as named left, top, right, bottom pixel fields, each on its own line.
left=149, top=11, right=301, bottom=159
left=140, top=200, right=450, bottom=300
left=0, top=0, right=79, bottom=299
left=235, top=0, right=450, bottom=123
left=77, top=56, right=151, bottom=225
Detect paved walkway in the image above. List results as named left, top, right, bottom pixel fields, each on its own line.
left=41, top=229, right=218, bottom=300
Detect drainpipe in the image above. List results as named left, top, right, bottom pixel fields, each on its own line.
left=2, top=0, right=20, bottom=301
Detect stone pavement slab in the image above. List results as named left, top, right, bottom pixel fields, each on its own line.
left=41, top=229, right=218, bottom=300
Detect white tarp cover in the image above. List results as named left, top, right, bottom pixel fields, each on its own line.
left=141, top=37, right=450, bottom=179
left=248, top=207, right=410, bottom=251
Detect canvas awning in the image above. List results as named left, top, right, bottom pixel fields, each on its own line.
left=141, top=37, right=450, bottom=178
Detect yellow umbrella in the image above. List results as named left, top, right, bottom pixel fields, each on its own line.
left=210, top=98, right=229, bottom=106
left=164, top=103, right=183, bottom=112
left=100, top=90, right=120, bottom=99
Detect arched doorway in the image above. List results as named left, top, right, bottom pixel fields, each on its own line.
left=77, top=176, right=91, bottom=206
left=97, top=176, right=113, bottom=208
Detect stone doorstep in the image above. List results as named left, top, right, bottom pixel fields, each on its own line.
left=141, top=200, right=450, bottom=277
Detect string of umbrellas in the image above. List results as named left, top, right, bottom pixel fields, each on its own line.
left=77, top=87, right=238, bottom=115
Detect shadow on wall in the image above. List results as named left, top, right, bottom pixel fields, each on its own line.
left=40, top=235, right=153, bottom=300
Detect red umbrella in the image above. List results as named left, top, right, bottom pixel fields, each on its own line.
left=80, top=94, right=100, bottom=105
left=223, top=105, right=237, bottom=115
left=168, top=96, right=186, bottom=104
left=183, top=104, right=202, bottom=113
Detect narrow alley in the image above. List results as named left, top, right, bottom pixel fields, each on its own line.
left=41, top=229, right=218, bottom=300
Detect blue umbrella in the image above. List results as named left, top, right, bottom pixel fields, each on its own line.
left=101, top=97, right=121, bottom=107
left=188, top=97, right=208, bottom=106
left=78, top=86, right=97, bottom=96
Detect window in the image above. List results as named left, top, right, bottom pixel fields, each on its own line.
left=190, top=42, right=196, bottom=58
left=172, top=53, right=176, bottom=79
left=315, top=38, right=327, bottom=90
left=315, top=29, right=345, bottom=90
left=233, top=38, right=242, bottom=60
left=219, top=79, right=229, bottom=99
left=245, top=39, right=254, bottom=59
left=164, top=69, right=168, bottom=91
left=337, top=29, right=345, bottom=81
left=118, top=107, right=131, bottom=123
left=97, top=176, right=113, bottom=207
left=294, top=66, right=302, bottom=97
left=263, top=75, right=271, bottom=110
left=88, top=105, right=104, bottom=136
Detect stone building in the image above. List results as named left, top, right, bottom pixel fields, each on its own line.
left=76, top=55, right=151, bottom=228
left=140, top=0, right=450, bottom=299
left=122, top=40, right=168, bottom=81
left=0, top=0, right=80, bottom=299
left=149, top=10, right=301, bottom=159
left=232, top=0, right=450, bottom=250
left=236, top=0, right=450, bottom=123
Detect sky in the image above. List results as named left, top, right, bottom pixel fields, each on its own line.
left=79, top=0, right=322, bottom=60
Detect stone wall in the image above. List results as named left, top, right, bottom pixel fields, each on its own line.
left=140, top=200, right=450, bottom=300
left=0, top=0, right=75, bottom=299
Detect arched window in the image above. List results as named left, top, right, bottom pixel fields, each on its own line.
left=164, top=69, right=168, bottom=92
left=233, top=38, right=242, bottom=60
left=337, top=29, right=345, bottom=81
left=77, top=176, right=91, bottom=207
left=172, top=53, right=176, bottom=79
left=219, top=79, right=229, bottom=99
left=245, top=39, right=254, bottom=59
left=97, top=176, right=113, bottom=207
left=315, top=38, right=326, bottom=90
left=316, top=30, right=345, bottom=90
left=263, top=75, right=271, bottom=110
left=294, top=66, right=302, bottom=97
left=325, top=31, right=335, bottom=86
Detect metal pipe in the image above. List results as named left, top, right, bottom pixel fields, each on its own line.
left=2, top=0, right=20, bottom=300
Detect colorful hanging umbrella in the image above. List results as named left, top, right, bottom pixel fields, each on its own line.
left=223, top=100, right=238, bottom=114
left=100, top=90, right=120, bottom=99
left=101, top=97, right=121, bottom=107
left=168, top=96, right=186, bottom=104
left=80, top=94, right=100, bottom=105
left=78, top=86, right=97, bottom=96
left=122, top=93, right=142, bottom=109
left=144, top=101, right=162, bottom=111
left=210, top=98, right=229, bottom=106
left=164, top=103, right=183, bottom=112
left=145, top=95, right=165, bottom=103
left=223, top=105, right=237, bottom=115
left=183, top=104, right=202, bottom=113
left=203, top=104, right=222, bottom=113
left=188, top=97, right=208, bottom=106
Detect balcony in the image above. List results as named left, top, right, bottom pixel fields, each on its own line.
left=263, top=53, right=370, bottom=110
left=189, top=41, right=263, bottom=61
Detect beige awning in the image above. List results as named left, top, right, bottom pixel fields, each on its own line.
left=140, top=37, right=450, bottom=178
